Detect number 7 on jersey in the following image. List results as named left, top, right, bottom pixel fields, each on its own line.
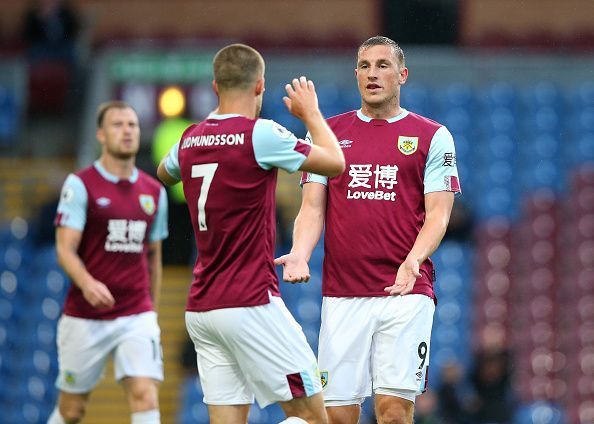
left=191, top=163, right=218, bottom=231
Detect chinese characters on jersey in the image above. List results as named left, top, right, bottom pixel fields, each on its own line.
left=347, top=164, right=398, bottom=201
left=105, top=219, right=147, bottom=252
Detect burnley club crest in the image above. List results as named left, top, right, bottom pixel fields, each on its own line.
left=139, top=194, right=155, bottom=215
left=397, top=136, right=418, bottom=155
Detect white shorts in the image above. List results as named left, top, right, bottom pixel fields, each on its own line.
left=55, top=311, right=163, bottom=393
left=185, top=295, right=322, bottom=408
left=318, top=295, right=435, bottom=405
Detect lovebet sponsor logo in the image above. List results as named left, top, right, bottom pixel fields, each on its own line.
left=346, top=163, right=398, bottom=202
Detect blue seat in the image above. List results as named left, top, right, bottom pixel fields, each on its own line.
left=402, top=81, right=431, bottom=116
left=443, top=82, right=474, bottom=108
left=3, top=245, right=23, bottom=271
left=443, top=108, right=471, bottom=133
left=0, top=87, right=19, bottom=142
left=0, top=270, right=19, bottom=301
left=485, top=82, right=518, bottom=108
left=341, top=86, right=362, bottom=111
left=513, top=400, right=566, bottom=424
left=575, top=81, right=594, bottom=107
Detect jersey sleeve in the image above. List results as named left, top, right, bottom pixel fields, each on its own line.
left=163, top=142, right=182, bottom=182
left=149, top=186, right=169, bottom=242
left=424, top=126, right=462, bottom=194
left=55, top=174, right=88, bottom=231
left=252, top=119, right=311, bottom=173
left=299, top=132, right=328, bottom=186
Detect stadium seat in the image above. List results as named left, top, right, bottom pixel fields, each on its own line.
left=0, top=86, right=19, bottom=143
left=486, top=82, right=518, bottom=108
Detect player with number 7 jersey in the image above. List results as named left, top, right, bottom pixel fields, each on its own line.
left=157, top=44, right=343, bottom=423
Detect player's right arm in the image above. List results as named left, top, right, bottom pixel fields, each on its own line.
left=56, top=228, right=115, bottom=309
left=284, top=76, right=345, bottom=177
left=274, top=181, right=327, bottom=282
left=55, top=174, right=115, bottom=309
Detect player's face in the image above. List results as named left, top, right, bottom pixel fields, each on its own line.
left=97, top=107, right=140, bottom=160
left=356, top=45, right=407, bottom=108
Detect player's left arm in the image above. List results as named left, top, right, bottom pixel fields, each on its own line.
left=385, top=125, right=460, bottom=296
left=385, top=191, right=454, bottom=296
left=148, top=186, right=169, bottom=312
left=157, top=141, right=182, bottom=186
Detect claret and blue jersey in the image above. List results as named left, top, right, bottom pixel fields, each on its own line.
left=55, top=161, right=168, bottom=319
left=302, top=108, right=461, bottom=300
left=163, top=113, right=311, bottom=312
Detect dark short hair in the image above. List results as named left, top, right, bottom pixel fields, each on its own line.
left=213, top=44, right=265, bottom=91
left=358, top=36, right=405, bottom=67
left=96, top=100, right=133, bottom=128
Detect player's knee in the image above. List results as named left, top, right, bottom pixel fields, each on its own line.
left=376, top=403, right=414, bottom=424
left=60, top=403, right=86, bottom=423
left=128, top=383, right=159, bottom=410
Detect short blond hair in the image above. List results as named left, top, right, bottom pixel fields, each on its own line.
left=96, top=100, right=133, bottom=128
left=358, top=36, right=405, bottom=68
left=213, top=44, right=265, bottom=91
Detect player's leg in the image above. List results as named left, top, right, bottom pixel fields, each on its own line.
left=207, top=404, right=251, bottom=424
left=121, top=377, right=160, bottom=422
left=325, top=405, right=361, bottom=424
left=185, top=311, right=254, bottom=424
left=49, top=316, right=113, bottom=423
left=113, top=312, right=163, bottom=423
left=374, top=393, right=414, bottom=424
left=204, top=295, right=326, bottom=422
left=318, top=297, right=377, bottom=424
left=372, top=294, right=435, bottom=424
left=48, top=392, right=90, bottom=424
left=279, top=391, right=327, bottom=424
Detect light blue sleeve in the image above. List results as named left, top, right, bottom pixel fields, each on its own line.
left=56, top=174, right=87, bottom=231
left=424, top=126, right=462, bottom=194
left=149, top=186, right=169, bottom=242
left=252, top=119, right=310, bottom=173
left=163, top=142, right=181, bottom=181
left=300, top=131, right=328, bottom=186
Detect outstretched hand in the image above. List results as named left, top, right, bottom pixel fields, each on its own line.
left=384, top=257, right=422, bottom=296
left=283, top=76, right=320, bottom=121
left=274, top=252, right=311, bottom=283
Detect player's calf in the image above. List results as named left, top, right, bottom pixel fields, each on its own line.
left=279, top=392, right=328, bottom=424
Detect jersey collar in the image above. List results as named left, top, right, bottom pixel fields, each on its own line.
left=94, top=161, right=139, bottom=183
left=208, top=113, right=243, bottom=119
left=356, top=108, right=409, bottom=123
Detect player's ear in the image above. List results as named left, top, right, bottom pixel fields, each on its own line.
left=255, top=78, right=265, bottom=96
left=212, top=80, right=219, bottom=97
left=96, top=128, right=105, bottom=145
left=399, top=66, right=409, bottom=85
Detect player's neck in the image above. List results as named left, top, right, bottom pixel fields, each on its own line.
left=217, top=95, right=257, bottom=119
left=361, top=102, right=402, bottom=121
left=99, top=155, right=135, bottom=180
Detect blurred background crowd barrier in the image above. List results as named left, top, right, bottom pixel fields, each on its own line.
left=0, top=0, right=592, bottom=423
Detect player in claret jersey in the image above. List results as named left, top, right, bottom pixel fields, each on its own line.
left=157, top=44, right=344, bottom=424
left=50, top=101, right=168, bottom=424
left=276, top=36, right=462, bottom=424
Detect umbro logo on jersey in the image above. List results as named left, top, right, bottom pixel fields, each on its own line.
left=416, top=371, right=423, bottom=380
left=96, top=197, right=111, bottom=207
left=339, top=139, right=354, bottom=149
